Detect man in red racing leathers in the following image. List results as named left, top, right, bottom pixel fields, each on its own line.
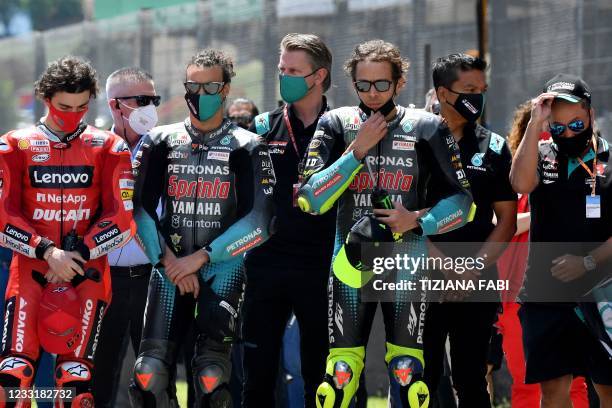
left=0, top=56, right=135, bottom=407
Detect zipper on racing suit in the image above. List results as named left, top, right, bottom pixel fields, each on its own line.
left=60, top=148, right=64, bottom=243
left=192, top=144, right=205, bottom=253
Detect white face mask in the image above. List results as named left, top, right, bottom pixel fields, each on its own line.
left=123, top=104, right=158, bottom=135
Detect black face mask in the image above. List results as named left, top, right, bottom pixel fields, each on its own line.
left=359, top=97, right=396, bottom=118
left=552, top=126, right=593, bottom=157
left=446, top=89, right=485, bottom=123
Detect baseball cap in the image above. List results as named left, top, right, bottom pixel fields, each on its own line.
left=544, top=74, right=591, bottom=104
left=332, top=215, right=395, bottom=288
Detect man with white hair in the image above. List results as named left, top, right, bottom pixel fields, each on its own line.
left=92, top=67, right=161, bottom=408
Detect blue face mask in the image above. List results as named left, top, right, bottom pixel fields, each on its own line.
left=279, top=70, right=318, bottom=103
left=185, top=92, right=223, bottom=122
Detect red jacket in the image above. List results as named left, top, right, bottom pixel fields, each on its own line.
left=0, top=123, right=135, bottom=261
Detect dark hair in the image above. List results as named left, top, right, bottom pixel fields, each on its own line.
left=105, top=67, right=153, bottom=98
left=281, top=33, right=333, bottom=92
left=34, top=56, right=99, bottom=100
left=507, top=100, right=532, bottom=156
left=187, top=49, right=236, bottom=83
left=227, top=98, right=259, bottom=116
left=343, top=40, right=409, bottom=82
left=432, top=53, right=487, bottom=90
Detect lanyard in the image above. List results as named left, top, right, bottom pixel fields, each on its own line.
left=283, top=105, right=302, bottom=158
left=131, top=136, right=145, bottom=161
left=577, top=136, right=598, bottom=196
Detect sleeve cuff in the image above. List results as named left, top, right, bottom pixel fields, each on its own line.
left=417, top=213, right=438, bottom=236
left=349, top=150, right=363, bottom=165
left=203, top=245, right=214, bottom=264
left=35, top=238, right=55, bottom=260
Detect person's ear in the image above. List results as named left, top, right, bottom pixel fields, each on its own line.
left=395, top=77, right=406, bottom=95
left=315, top=68, right=328, bottom=87
left=222, top=83, right=231, bottom=98
left=436, top=86, right=449, bottom=104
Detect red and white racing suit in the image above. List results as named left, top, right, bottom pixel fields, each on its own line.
left=0, top=123, right=135, bottom=407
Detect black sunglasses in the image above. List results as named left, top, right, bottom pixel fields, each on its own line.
left=115, top=95, right=161, bottom=107
left=354, top=80, right=393, bottom=93
left=184, top=81, right=225, bottom=95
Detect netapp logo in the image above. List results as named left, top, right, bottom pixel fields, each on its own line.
left=29, top=166, right=94, bottom=188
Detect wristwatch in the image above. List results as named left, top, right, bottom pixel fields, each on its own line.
left=583, top=255, right=597, bottom=272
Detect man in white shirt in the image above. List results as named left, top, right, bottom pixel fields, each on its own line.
left=92, top=67, right=161, bottom=408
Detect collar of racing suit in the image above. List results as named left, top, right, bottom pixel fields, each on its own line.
left=37, top=122, right=88, bottom=143
left=184, top=117, right=233, bottom=143
left=358, top=105, right=404, bottom=132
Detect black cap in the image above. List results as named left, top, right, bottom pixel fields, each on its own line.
left=544, top=74, right=591, bottom=104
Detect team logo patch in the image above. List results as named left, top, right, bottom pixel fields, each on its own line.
left=471, top=153, right=484, bottom=167
left=17, top=139, right=30, bottom=150
left=207, top=151, right=230, bottom=162
left=489, top=133, right=505, bottom=154
left=402, top=119, right=416, bottom=133
left=32, top=154, right=50, bottom=162
left=392, top=140, right=415, bottom=151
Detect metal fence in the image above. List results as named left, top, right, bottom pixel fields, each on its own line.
left=0, top=0, right=610, bottom=139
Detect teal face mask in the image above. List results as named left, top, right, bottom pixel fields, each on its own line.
left=279, top=70, right=318, bottom=103
left=185, top=92, right=223, bottom=121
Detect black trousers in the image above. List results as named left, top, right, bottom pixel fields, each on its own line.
left=423, top=302, right=499, bottom=408
left=92, top=264, right=152, bottom=408
left=241, top=264, right=329, bottom=408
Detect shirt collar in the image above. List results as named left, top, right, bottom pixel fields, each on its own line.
left=287, top=96, right=329, bottom=131
left=110, top=125, right=144, bottom=155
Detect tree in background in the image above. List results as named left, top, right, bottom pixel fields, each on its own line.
left=0, top=0, right=20, bottom=37
left=0, top=79, right=19, bottom=133
left=19, top=0, right=83, bottom=31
